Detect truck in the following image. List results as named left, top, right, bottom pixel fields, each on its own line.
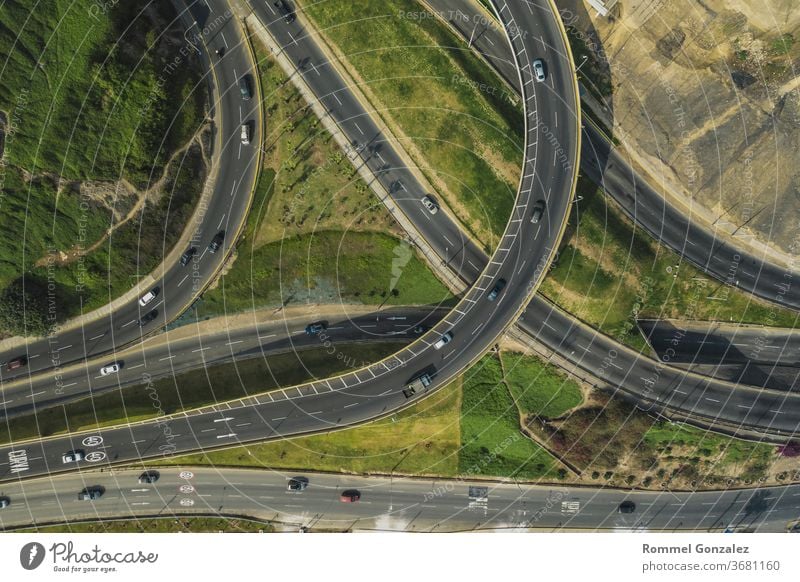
left=402, top=373, right=433, bottom=398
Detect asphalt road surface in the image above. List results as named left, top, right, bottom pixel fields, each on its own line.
left=0, top=0, right=261, bottom=382
left=424, top=0, right=800, bottom=311
left=0, top=468, right=797, bottom=532
left=0, top=0, right=581, bottom=483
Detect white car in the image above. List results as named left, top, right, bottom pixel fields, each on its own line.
left=433, top=331, right=453, bottom=350
left=421, top=195, right=439, bottom=215
left=241, top=123, right=251, bottom=145
left=532, top=58, right=546, bottom=82
left=62, top=450, right=85, bottom=464
left=138, top=287, right=159, bottom=307
left=99, top=363, right=121, bottom=376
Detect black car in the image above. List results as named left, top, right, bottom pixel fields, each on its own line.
left=138, top=309, right=158, bottom=327
left=412, top=324, right=428, bottom=335
left=208, top=231, right=225, bottom=254
left=287, top=476, right=309, bottom=491
left=78, top=486, right=105, bottom=501
left=305, top=321, right=327, bottom=335
left=530, top=199, right=546, bottom=224
left=238, top=75, right=252, bottom=100
left=179, top=246, right=197, bottom=266
left=487, top=278, right=507, bottom=301
left=138, top=470, right=160, bottom=484
left=618, top=500, right=636, bottom=514
left=274, top=0, right=296, bottom=23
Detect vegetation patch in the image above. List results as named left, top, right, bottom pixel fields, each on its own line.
left=21, top=517, right=273, bottom=533
left=501, top=351, right=583, bottom=419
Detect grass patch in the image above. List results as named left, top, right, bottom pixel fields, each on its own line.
left=501, top=351, right=583, bottom=419
left=20, top=517, right=273, bottom=533
left=459, top=354, right=563, bottom=480
left=530, top=391, right=776, bottom=488
left=0, top=343, right=401, bottom=445
left=197, top=230, right=454, bottom=318
left=300, top=0, right=523, bottom=247
left=158, top=378, right=462, bottom=476
left=539, top=178, right=800, bottom=351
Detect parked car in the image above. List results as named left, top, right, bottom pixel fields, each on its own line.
left=208, top=231, right=225, bottom=254
left=340, top=489, right=360, bottom=503
left=5, top=356, right=27, bottom=371
left=305, top=321, right=327, bottom=335
left=239, top=75, right=252, bottom=100
left=78, top=486, right=104, bottom=501
left=138, top=309, right=158, bottom=327
left=138, top=471, right=160, bottom=484
left=420, top=195, right=439, bottom=215
left=618, top=500, right=636, bottom=514
left=532, top=58, right=546, bottom=82
left=241, top=123, right=251, bottom=145
left=487, top=279, right=507, bottom=301
left=62, top=450, right=85, bottom=464
left=274, top=0, right=296, bottom=23
left=138, top=287, right=159, bottom=307
left=530, top=199, right=546, bottom=224
left=287, top=477, right=309, bottom=491
left=433, top=331, right=453, bottom=350
left=179, top=246, right=197, bottom=267
left=0, top=496, right=10, bottom=509
left=99, top=362, right=122, bottom=376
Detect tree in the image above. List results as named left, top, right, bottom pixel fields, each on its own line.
left=0, top=278, right=54, bottom=337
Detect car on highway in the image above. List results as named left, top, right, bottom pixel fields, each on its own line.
left=239, top=75, right=252, bottom=100
left=532, top=58, right=546, bottom=82
left=99, top=362, right=122, bottom=376
left=62, top=450, right=85, bottom=464
left=433, top=331, right=453, bottom=349
left=305, top=321, right=327, bottom=335
left=5, top=356, right=27, bottom=371
left=0, top=496, right=9, bottom=509
left=208, top=231, right=225, bottom=254
left=340, top=489, right=360, bottom=503
left=78, top=486, right=104, bottom=501
left=412, top=324, right=428, bottom=335
left=138, top=471, right=160, bottom=484
left=618, top=500, right=636, bottom=514
left=274, top=0, right=296, bottom=23
left=487, top=279, right=507, bottom=301
left=530, top=199, right=546, bottom=224
left=138, top=287, right=159, bottom=307
left=179, top=246, right=197, bottom=267
left=138, top=309, right=158, bottom=327
left=241, top=123, right=251, bottom=145
left=403, top=372, right=433, bottom=398
left=420, top=195, right=439, bottom=215
left=287, top=476, right=309, bottom=491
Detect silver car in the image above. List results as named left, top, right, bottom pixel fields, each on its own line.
left=421, top=195, right=439, bottom=215
left=62, top=450, right=85, bottom=464
left=532, top=59, right=546, bottom=82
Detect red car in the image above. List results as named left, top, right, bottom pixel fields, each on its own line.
left=340, top=489, right=360, bottom=503
left=6, top=357, right=26, bottom=371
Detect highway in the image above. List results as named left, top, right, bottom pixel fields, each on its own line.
left=423, top=0, right=800, bottom=311
left=0, top=0, right=582, bottom=483
left=0, top=0, right=261, bottom=383
left=0, top=306, right=445, bottom=418
left=0, top=467, right=796, bottom=532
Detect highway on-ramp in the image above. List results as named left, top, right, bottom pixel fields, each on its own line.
left=0, top=0, right=261, bottom=384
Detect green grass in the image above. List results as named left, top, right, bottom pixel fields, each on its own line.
left=300, top=0, right=523, bottom=247
left=197, top=230, right=454, bottom=318
left=539, top=179, right=800, bottom=351
left=20, top=517, right=273, bottom=533
left=501, top=351, right=583, bottom=419
left=0, top=343, right=401, bottom=444
left=159, top=378, right=462, bottom=476
left=459, top=354, right=562, bottom=480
